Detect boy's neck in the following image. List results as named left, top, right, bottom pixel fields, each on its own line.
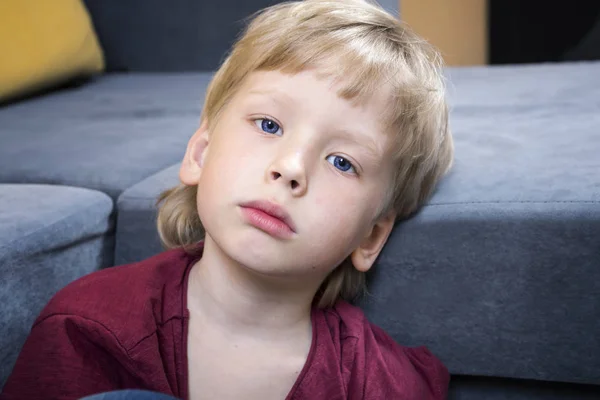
left=187, top=235, right=317, bottom=338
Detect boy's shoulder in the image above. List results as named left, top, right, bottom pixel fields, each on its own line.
left=317, top=301, right=449, bottom=399
left=35, top=248, right=196, bottom=349
left=319, top=300, right=385, bottom=342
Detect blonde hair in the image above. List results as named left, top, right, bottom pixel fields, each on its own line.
left=157, top=0, right=453, bottom=307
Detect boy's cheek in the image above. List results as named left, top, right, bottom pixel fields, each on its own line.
left=311, top=195, right=365, bottom=227
left=313, top=194, right=327, bottom=207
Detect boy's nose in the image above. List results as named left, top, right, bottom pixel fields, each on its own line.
left=267, top=151, right=308, bottom=197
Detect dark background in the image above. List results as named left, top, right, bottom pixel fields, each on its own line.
left=489, top=0, right=600, bottom=64
left=83, top=0, right=282, bottom=72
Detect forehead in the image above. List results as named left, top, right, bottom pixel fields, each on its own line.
left=242, top=67, right=391, bottom=104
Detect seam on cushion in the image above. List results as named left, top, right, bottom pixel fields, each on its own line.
left=118, top=195, right=164, bottom=200
left=0, top=198, right=113, bottom=255
left=119, top=196, right=159, bottom=200
left=117, top=196, right=161, bottom=203
left=116, top=199, right=600, bottom=205
left=116, top=164, right=181, bottom=203
left=428, top=200, right=600, bottom=206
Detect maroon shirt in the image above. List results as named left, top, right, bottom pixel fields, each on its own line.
left=2, top=248, right=449, bottom=400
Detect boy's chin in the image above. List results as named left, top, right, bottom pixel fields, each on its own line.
left=230, top=233, right=296, bottom=265
left=218, top=232, right=319, bottom=276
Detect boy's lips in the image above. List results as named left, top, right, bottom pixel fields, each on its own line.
left=239, top=200, right=296, bottom=238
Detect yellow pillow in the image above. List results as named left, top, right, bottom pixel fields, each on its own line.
left=0, top=0, right=104, bottom=103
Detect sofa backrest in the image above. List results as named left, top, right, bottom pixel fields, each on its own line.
left=83, top=0, right=398, bottom=72
left=83, top=0, right=278, bottom=72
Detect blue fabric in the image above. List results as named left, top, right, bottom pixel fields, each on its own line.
left=82, top=390, right=179, bottom=400
left=0, top=184, right=114, bottom=388
left=0, top=73, right=211, bottom=200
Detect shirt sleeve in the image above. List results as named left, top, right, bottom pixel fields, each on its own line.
left=1, top=314, right=135, bottom=400
left=361, top=323, right=449, bottom=400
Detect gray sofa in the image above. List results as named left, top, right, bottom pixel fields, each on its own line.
left=1, top=1, right=599, bottom=398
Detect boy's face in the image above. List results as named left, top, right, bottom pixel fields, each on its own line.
left=181, top=69, right=396, bottom=285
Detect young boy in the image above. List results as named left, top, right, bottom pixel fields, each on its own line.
left=2, top=1, right=453, bottom=399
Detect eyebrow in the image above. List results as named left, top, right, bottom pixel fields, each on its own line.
left=332, top=128, right=384, bottom=165
left=246, top=89, right=297, bottom=108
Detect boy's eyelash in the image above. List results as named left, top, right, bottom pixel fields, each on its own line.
left=327, top=154, right=360, bottom=176
left=252, top=115, right=281, bottom=126
left=251, top=116, right=284, bottom=137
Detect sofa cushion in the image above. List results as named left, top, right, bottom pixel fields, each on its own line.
left=361, top=62, right=600, bottom=386
left=0, top=184, right=113, bottom=388
left=0, top=73, right=212, bottom=200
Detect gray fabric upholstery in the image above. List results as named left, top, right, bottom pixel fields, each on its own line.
left=363, top=203, right=599, bottom=383
left=115, top=163, right=181, bottom=265
left=0, top=73, right=211, bottom=199
left=0, top=184, right=114, bottom=388
left=446, top=61, right=600, bottom=110
left=110, top=62, right=600, bottom=394
left=361, top=62, right=600, bottom=386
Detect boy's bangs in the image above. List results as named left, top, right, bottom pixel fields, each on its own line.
left=254, top=33, right=397, bottom=117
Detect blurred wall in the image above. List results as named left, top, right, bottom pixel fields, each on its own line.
left=399, top=0, right=487, bottom=66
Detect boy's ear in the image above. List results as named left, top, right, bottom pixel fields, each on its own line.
left=179, top=120, right=210, bottom=185
left=351, top=210, right=397, bottom=273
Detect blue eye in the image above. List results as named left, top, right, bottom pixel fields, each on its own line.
left=255, top=118, right=282, bottom=136
left=326, top=155, right=357, bottom=174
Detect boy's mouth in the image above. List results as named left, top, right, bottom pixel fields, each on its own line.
left=239, top=200, right=296, bottom=239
